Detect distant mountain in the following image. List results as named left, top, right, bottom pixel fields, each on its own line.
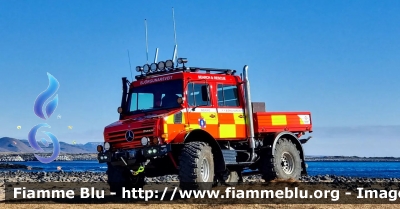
left=0, top=137, right=101, bottom=154
left=81, top=142, right=103, bottom=152
left=0, top=137, right=34, bottom=153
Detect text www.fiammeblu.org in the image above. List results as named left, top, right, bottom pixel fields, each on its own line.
left=121, top=187, right=346, bottom=201
left=119, top=187, right=400, bottom=201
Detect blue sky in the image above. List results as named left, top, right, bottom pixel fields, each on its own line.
left=1, top=0, right=399, bottom=156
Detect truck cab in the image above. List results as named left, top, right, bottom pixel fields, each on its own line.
left=97, top=58, right=313, bottom=192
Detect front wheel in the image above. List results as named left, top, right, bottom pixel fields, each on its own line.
left=178, top=141, right=214, bottom=190
left=260, top=138, right=302, bottom=181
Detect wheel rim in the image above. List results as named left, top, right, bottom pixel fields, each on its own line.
left=281, top=152, right=294, bottom=175
left=200, top=158, right=210, bottom=182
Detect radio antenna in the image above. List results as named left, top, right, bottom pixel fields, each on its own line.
left=172, top=7, right=178, bottom=67
left=154, top=48, right=159, bottom=63
left=127, top=50, right=133, bottom=80
left=145, top=19, right=149, bottom=64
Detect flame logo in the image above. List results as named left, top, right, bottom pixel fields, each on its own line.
left=28, top=73, right=60, bottom=164
left=28, top=123, right=60, bottom=163
left=34, top=73, right=59, bottom=120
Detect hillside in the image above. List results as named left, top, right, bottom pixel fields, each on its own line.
left=0, top=137, right=35, bottom=153
left=0, top=137, right=101, bottom=154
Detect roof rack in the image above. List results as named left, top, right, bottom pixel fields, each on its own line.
left=134, top=66, right=236, bottom=80
left=134, top=57, right=237, bottom=80
left=187, top=67, right=236, bottom=75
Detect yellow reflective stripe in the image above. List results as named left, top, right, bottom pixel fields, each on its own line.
left=189, top=124, right=200, bottom=129
left=200, top=112, right=218, bottom=124
left=271, top=115, right=287, bottom=125
left=181, top=113, right=186, bottom=124
left=233, top=113, right=245, bottom=124
left=163, top=123, right=168, bottom=133
left=166, top=115, right=174, bottom=124
left=219, top=124, right=236, bottom=138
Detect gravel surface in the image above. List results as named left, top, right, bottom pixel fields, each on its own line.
left=1, top=170, right=399, bottom=184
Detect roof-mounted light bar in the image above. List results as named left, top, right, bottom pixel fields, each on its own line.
left=157, top=61, right=165, bottom=71
left=177, top=58, right=187, bottom=64
left=150, top=63, right=157, bottom=72
left=143, top=64, right=150, bottom=73
left=136, top=66, right=143, bottom=72
left=134, top=59, right=176, bottom=77
left=134, top=57, right=236, bottom=80
left=165, top=60, right=174, bottom=69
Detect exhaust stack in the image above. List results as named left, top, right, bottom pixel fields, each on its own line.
left=243, top=65, right=256, bottom=161
left=120, top=77, right=128, bottom=120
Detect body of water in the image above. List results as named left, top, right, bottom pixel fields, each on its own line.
left=3, top=161, right=400, bottom=178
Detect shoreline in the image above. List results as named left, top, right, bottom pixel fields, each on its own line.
left=1, top=152, right=400, bottom=162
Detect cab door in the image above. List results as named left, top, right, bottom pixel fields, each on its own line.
left=216, top=83, right=246, bottom=139
left=185, top=81, right=219, bottom=138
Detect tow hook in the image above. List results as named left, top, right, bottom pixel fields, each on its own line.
left=300, top=136, right=312, bottom=144
left=119, top=157, right=145, bottom=176
left=133, top=166, right=144, bottom=175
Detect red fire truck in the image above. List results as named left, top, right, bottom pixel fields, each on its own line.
left=97, top=57, right=313, bottom=192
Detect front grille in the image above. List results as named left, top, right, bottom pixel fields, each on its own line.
left=142, top=120, right=155, bottom=127
left=107, top=121, right=155, bottom=142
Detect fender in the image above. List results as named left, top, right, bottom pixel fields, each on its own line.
left=271, top=131, right=307, bottom=175
left=170, top=130, right=187, bottom=144
left=182, top=129, right=226, bottom=173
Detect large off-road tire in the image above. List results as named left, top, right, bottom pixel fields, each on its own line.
left=106, top=162, right=145, bottom=196
left=178, top=141, right=214, bottom=190
left=260, top=138, right=302, bottom=181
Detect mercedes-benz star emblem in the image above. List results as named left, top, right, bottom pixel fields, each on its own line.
left=125, top=130, right=134, bottom=142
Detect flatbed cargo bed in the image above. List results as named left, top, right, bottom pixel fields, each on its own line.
left=253, top=111, right=312, bottom=134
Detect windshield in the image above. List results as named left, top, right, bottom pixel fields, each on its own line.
left=128, top=79, right=183, bottom=113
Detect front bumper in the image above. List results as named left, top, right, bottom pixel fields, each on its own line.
left=97, top=144, right=172, bottom=165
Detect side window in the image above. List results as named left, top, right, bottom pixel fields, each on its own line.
left=217, top=84, right=239, bottom=107
left=187, top=83, right=210, bottom=107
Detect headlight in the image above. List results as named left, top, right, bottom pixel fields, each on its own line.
left=104, top=142, right=110, bottom=151
left=141, top=137, right=149, bottom=146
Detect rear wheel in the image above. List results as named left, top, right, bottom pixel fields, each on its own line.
left=106, top=163, right=145, bottom=196
left=178, top=141, right=214, bottom=190
left=260, top=138, right=302, bottom=181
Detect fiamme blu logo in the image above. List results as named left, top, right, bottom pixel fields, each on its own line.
left=28, top=73, right=61, bottom=163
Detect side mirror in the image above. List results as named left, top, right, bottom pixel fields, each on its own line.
left=201, top=85, right=209, bottom=101
left=117, top=107, right=123, bottom=114
left=177, top=97, right=183, bottom=104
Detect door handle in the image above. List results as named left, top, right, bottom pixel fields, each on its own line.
left=210, top=114, right=216, bottom=118
left=238, top=115, right=244, bottom=118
